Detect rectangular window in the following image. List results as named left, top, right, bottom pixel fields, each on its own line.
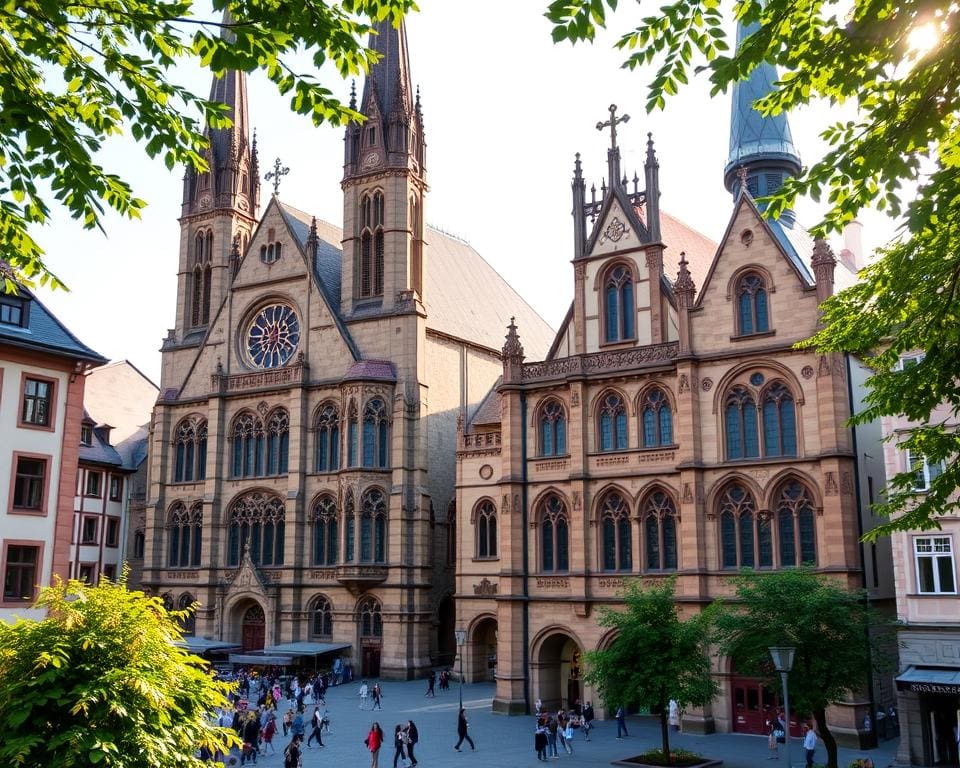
left=106, top=518, right=120, bottom=547
left=914, top=536, right=956, bottom=594
left=21, top=377, right=53, bottom=427
left=13, top=456, right=46, bottom=511
left=109, top=475, right=122, bottom=502
left=102, top=563, right=116, bottom=582
left=81, top=424, right=93, bottom=446
left=0, top=298, right=24, bottom=326
left=85, top=471, right=102, bottom=498
left=78, top=563, right=95, bottom=583
left=81, top=517, right=98, bottom=544
left=898, top=353, right=925, bottom=370
left=907, top=449, right=944, bottom=491
left=3, top=545, right=39, bottom=602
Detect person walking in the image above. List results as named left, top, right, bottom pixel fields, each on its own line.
left=615, top=706, right=629, bottom=739
left=405, top=720, right=419, bottom=767
left=767, top=714, right=786, bottom=760
left=535, top=718, right=548, bottom=761
left=365, top=721, right=384, bottom=768
left=283, top=734, right=303, bottom=768
left=582, top=702, right=594, bottom=741
left=291, top=710, right=305, bottom=742
left=454, top=707, right=475, bottom=751
left=359, top=680, right=370, bottom=710
left=241, top=712, right=260, bottom=765
left=262, top=714, right=277, bottom=755
left=307, top=706, right=325, bottom=748
left=562, top=718, right=575, bottom=755
left=803, top=723, right=818, bottom=767
left=392, top=723, right=408, bottom=768
left=546, top=715, right=559, bottom=759
left=425, top=671, right=436, bottom=697
left=373, top=682, right=383, bottom=710
left=282, top=708, right=294, bottom=737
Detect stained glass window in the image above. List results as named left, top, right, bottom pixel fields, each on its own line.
left=246, top=304, right=300, bottom=369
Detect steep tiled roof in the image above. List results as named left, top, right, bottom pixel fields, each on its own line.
left=469, top=379, right=502, bottom=429
left=115, top=424, right=150, bottom=471
left=0, top=285, right=106, bottom=363
left=79, top=423, right=123, bottom=468
left=635, top=205, right=719, bottom=290
left=343, top=360, right=397, bottom=382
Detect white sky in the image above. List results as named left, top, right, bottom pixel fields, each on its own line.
left=36, top=0, right=899, bottom=385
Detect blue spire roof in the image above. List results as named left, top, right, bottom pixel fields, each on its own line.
left=723, top=20, right=801, bottom=195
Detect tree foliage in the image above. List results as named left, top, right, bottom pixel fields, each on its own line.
left=545, top=0, right=960, bottom=537
left=713, top=570, right=890, bottom=768
left=583, top=578, right=718, bottom=761
left=0, top=0, right=414, bottom=290
left=0, top=576, right=238, bottom=766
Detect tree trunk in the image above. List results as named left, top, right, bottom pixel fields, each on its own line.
left=660, top=707, right=671, bottom=762
left=813, top=707, right=838, bottom=768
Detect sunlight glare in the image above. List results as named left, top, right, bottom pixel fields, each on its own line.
left=907, top=22, right=940, bottom=56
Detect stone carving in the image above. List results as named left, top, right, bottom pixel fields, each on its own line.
left=573, top=491, right=582, bottom=511
left=502, top=494, right=511, bottom=514
left=536, top=576, right=570, bottom=589
left=701, top=377, right=714, bottom=392
left=166, top=571, right=199, bottom=581
left=683, top=483, right=694, bottom=504
left=597, top=456, right=630, bottom=467
left=818, top=355, right=832, bottom=378
left=513, top=494, right=521, bottom=515
left=212, top=360, right=306, bottom=392
left=825, top=471, right=839, bottom=496
left=257, top=401, right=270, bottom=416
left=598, top=577, right=625, bottom=589
left=750, top=469, right=770, bottom=485
left=679, top=374, right=689, bottom=393
left=638, top=450, right=675, bottom=464
left=534, top=460, right=569, bottom=472
left=474, top=578, right=498, bottom=596
left=740, top=229, right=754, bottom=246
left=801, top=365, right=815, bottom=380
left=521, top=342, right=679, bottom=382
left=479, top=464, right=494, bottom=480
left=841, top=471, right=853, bottom=495
left=308, top=569, right=337, bottom=581
left=603, top=216, right=627, bottom=243
left=571, top=391, right=580, bottom=408
left=459, top=432, right=502, bottom=455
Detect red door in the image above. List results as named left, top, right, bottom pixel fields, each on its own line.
left=242, top=605, right=265, bottom=652
left=731, top=676, right=803, bottom=736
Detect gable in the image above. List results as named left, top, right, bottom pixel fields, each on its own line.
left=585, top=192, right=646, bottom=258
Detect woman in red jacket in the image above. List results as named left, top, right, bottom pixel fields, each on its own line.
left=365, top=721, right=384, bottom=768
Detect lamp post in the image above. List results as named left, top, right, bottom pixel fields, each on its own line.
left=769, top=646, right=796, bottom=768
left=455, top=628, right=467, bottom=708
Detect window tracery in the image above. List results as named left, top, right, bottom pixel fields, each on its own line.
left=167, top=501, right=202, bottom=568
left=540, top=493, right=569, bottom=572
left=600, top=492, right=632, bottom=571
left=227, top=491, right=285, bottom=566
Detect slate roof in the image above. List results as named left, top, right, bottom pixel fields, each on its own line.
left=637, top=205, right=719, bottom=289
left=469, top=380, right=502, bottom=428
left=343, top=360, right=397, bottom=382
left=79, top=415, right=124, bottom=468
left=0, top=285, right=106, bottom=364
left=115, top=424, right=150, bottom=472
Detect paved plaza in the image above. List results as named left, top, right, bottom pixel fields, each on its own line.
left=225, top=679, right=899, bottom=768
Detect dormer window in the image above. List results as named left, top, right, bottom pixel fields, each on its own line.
left=0, top=295, right=26, bottom=327
left=80, top=424, right=93, bottom=446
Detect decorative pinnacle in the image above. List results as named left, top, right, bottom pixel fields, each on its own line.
left=349, top=80, right=357, bottom=110
left=264, top=157, right=289, bottom=196
left=415, top=84, right=421, bottom=112
left=811, top=238, right=837, bottom=268
left=596, top=103, right=630, bottom=151
left=674, top=251, right=697, bottom=301
left=645, top=132, right=658, bottom=166
left=574, top=152, right=582, bottom=178
left=502, top=316, right=524, bottom=360
left=737, top=165, right=750, bottom=194
left=231, top=232, right=241, bottom=258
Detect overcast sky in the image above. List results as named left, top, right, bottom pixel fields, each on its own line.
left=36, top=0, right=899, bottom=385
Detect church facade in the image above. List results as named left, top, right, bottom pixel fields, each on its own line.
left=142, top=19, right=552, bottom=677
left=454, top=22, right=890, bottom=745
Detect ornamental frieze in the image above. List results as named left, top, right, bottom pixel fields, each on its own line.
left=166, top=570, right=199, bottom=581
left=212, top=361, right=306, bottom=392
left=536, top=576, right=570, bottom=589
left=521, top=342, right=678, bottom=382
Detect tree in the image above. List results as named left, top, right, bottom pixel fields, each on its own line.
left=1, top=0, right=413, bottom=290
left=0, top=576, right=238, bottom=766
left=712, top=569, right=889, bottom=768
left=583, top=578, right=718, bottom=763
left=544, top=0, right=960, bottom=538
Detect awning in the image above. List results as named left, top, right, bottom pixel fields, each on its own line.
left=229, top=654, right=294, bottom=666
left=176, top=637, right=242, bottom=654
left=260, top=642, right=351, bottom=657
left=896, top=666, right=960, bottom=695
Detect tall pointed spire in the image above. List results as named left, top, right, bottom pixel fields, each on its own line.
left=723, top=18, right=801, bottom=219
left=361, top=19, right=414, bottom=126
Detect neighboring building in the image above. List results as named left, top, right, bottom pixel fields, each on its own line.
left=454, top=19, right=892, bottom=746
left=887, top=368, right=960, bottom=767
left=0, top=274, right=106, bottom=622
left=142, top=18, right=552, bottom=675
left=117, top=424, right=151, bottom=587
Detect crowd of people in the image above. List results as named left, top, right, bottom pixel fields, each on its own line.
left=533, top=699, right=595, bottom=761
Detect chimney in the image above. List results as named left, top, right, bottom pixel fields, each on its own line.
left=839, top=220, right=864, bottom=272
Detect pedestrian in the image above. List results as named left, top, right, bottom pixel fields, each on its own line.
left=535, top=718, right=548, bottom=761
left=454, top=706, right=476, bottom=751
left=307, top=706, right=325, bottom=748
left=535, top=698, right=543, bottom=716
left=615, top=706, right=629, bottom=739
left=373, top=682, right=383, bottom=710
left=803, top=723, right=817, bottom=767
left=283, top=708, right=293, bottom=737
left=366, top=721, right=384, bottom=768
left=546, top=715, right=559, bottom=759
left=426, top=671, right=436, bottom=697
left=359, top=680, right=370, bottom=709
left=562, top=719, right=575, bottom=755
left=767, top=714, right=786, bottom=760
left=262, top=715, right=277, bottom=755
left=291, top=710, right=305, bottom=741
left=669, top=699, right=680, bottom=732
left=283, top=734, right=303, bottom=768
left=241, top=712, right=260, bottom=764
left=393, top=723, right=408, bottom=768
left=405, top=720, right=419, bottom=767
left=582, top=702, right=594, bottom=741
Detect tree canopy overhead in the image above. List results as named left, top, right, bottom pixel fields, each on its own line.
left=1, top=0, right=414, bottom=290
left=546, top=0, right=960, bottom=537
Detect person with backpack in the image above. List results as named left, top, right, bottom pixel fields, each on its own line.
left=283, top=734, right=303, bottom=768
left=392, top=723, right=408, bottom=768
left=405, top=720, right=419, bottom=767
left=307, top=706, right=325, bottom=748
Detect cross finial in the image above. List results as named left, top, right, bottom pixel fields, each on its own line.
left=265, top=157, right=290, bottom=196
left=596, top=103, right=630, bottom=151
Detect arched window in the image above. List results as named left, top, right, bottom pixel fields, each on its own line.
left=539, top=400, right=567, bottom=457
left=775, top=480, right=817, bottom=566
left=311, top=596, right=333, bottom=637
left=191, top=230, right=213, bottom=327
left=177, top=592, right=197, bottom=635
left=598, top=392, right=628, bottom=452
left=604, top=264, right=635, bottom=342
left=167, top=501, right=202, bottom=568
left=311, top=496, right=339, bottom=566
left=358, top=192, right=385, bottom=298
left=265, top=409, right=289, bottom=475
left=600, top=492, right=632, bottom=572
left=347, top=401, right=359, bottom=467
left=314, top=403, right=340, bottom=472
left=362, top=398, right=389, bottom=469
left=641, top=388, right=673, bottom=448
left=344, top=492, right=355, bottom=563
left=725, top=386, right=759, bottom=460
left=642, top=490, right=678, bottom=571
left=359, top=488, right=387, bottom=563
left=358, top=597, right=382, bottom=638
left=475, top=500, right=498, bottom=559
left=446, top=501, right=456, bottom=566
left=227, top=491, right=285, bottom=566
left=717, top=483, right=770, bottom=569
left=762, top=382, right=797, bottom=457
left=539, top=493, right=569, bottom=572
left=173, top=417, right=207, bottom=483
left=736, top=273, right=769, bottom=335
left=231, top=411, right=264, bottom=478
left=410, top=196, right=423, bottom=295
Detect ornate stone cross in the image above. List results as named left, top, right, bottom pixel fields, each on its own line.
left=596, top=103, right=630, bottom=150
left=265, top=157, right=290, bottom=196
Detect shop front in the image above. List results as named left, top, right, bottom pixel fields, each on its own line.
left=896, top=666, right=960, bottom=767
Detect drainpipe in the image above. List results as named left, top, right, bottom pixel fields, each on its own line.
left=520, top=391, right=531, bottom=715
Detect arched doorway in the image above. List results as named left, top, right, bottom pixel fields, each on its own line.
left=437, top=594, right=456, bottom=668
left=535, top=633, right=583, bottom=711
left=730, top=662, right=802, bottom=736
left=470, top=616, right=497, bottom=682
left=241, top=604, right=265, bottom=652
left=357, top=597, right=382, bottom=677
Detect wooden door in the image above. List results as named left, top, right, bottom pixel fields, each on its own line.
left=362, top=645, right=381, bottom=677
left=242, top=605, right=265, bottom=652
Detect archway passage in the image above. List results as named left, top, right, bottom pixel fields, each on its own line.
left=241, top=604, right=265, bottom=652
left=470, top=617, right=497, bottom=683
left=536, top=633, right=583, bottom=711
left=437, top=594, right=456, bottom=668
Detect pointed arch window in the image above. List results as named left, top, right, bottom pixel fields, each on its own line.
left=173, top=417, right=207, bottom=483
left=475, top=500, right=498, bottom=559
left=191, top=230, right=213, bottom=327
left=642, top=490, right=678, bottom=571
left=359, top=597, right=382, bottom=638
left=311, top=596, right=333, bottom=638
left=347, top=401, right=359, bottom=467
left=167, top=501, right=202, bottom=568
left=776, top=480, right=817, bottom=566
left=725, top=386, right=760, bottom=460
left=736, top=273, right=769, bottom=335
left=446, top=501, right=457, bottom=566
left=227, top=491, right=285, bottom=567
left=362, top=398, right=389, bottom=469
left=314, top=403, right=340, bottom=472
left=539, top=399, right=567, bottom=457
left=762, top=382, right=797, bottom=457
left=231, top=411, right=264, bottom=478
left=604, top=264, right=635, bottom=342
left=600, top=492, right=632, bottom=572
left=540, top=493, right=569, bottom=573
left=344, top=493, right=356, bottom=563
left=311, top=496, right=339, bottom=566
left=598, top=393, right=628, bottom=452
left=358, top=192, right=385, bottom=298
left=717, top=483, right=771, bottom=569
left=265, top=409, right=289, bottom=475
left=410, top=196, right=423, bottom=295
left=359, top=488, right=387, bottom=563
left=641, top=388, right=673, bottom=448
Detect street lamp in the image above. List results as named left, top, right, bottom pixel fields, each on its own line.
left=455, top=628, right=467, bottom=708
left=769, top=647, right=796, bottom=768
